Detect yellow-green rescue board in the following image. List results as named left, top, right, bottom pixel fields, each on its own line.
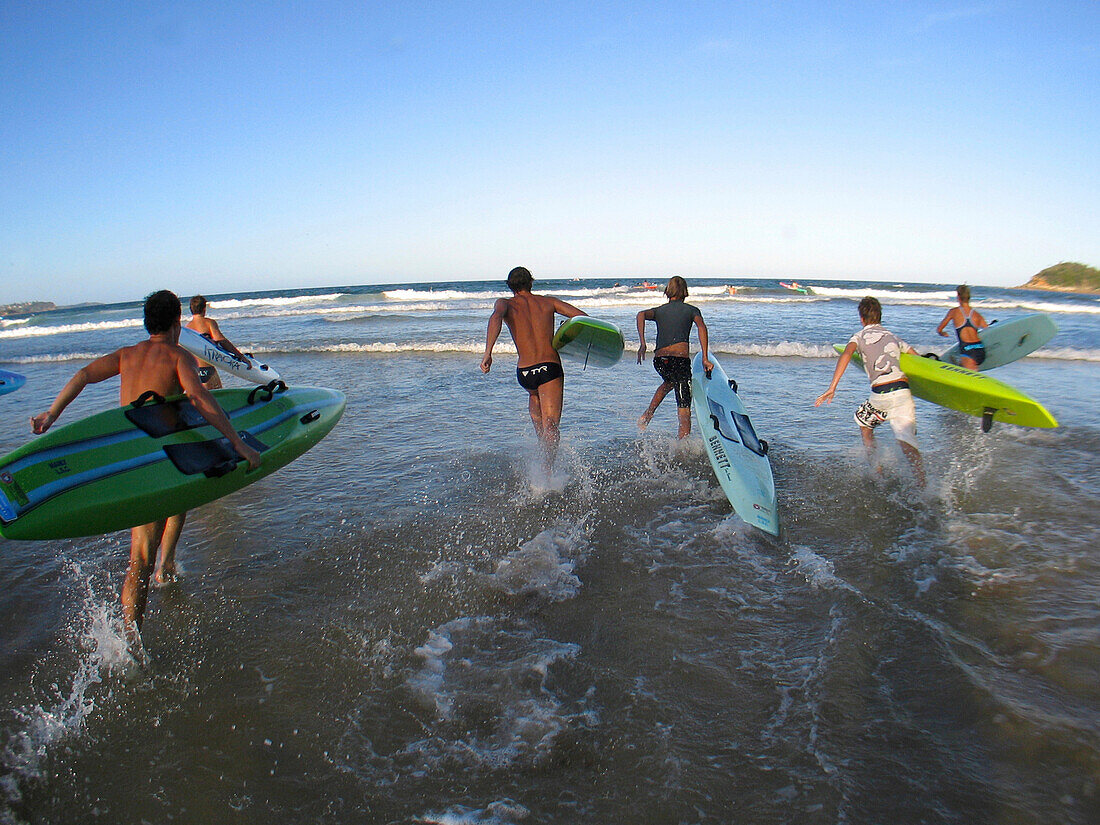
left=835, top=345, right=1057, bottom=429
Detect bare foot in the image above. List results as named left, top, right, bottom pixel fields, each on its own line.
left=153, top=568, right=178, bottom=587
left=638, top=413, right=653, bottom=432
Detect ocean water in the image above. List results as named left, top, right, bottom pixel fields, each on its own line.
left=1, top=278, right=1098, bottom=824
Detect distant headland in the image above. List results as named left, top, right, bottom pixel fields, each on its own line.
left=1016, top=262, right=1100, bottom=295
left=0, top=300, right=56, bottom=316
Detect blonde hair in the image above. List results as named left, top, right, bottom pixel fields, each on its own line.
left=957, top=284, right=971, bottom=303
left=664, top=276, right=688, bottom=300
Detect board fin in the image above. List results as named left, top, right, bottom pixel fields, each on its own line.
left=981, top=407, right=995, bottom=433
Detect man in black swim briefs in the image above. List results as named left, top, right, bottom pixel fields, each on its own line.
left=517, top=361, right=565, bottom=390
left=637, top=276, right=712, bottom=439
left=481, top=267, right=587, bottom=473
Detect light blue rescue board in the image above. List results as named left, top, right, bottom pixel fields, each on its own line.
left=0, top=370, right=27, bottom=396
left=551, top=317, right=625, bottom=368
left=941, top=313, right=1058, bottom=370
left=691, top=352, right=779, bottom=536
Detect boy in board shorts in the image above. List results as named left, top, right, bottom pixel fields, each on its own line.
left=481, top=267, right=587, bottom=473
left=815, top=296, right=925, bottom=486
left=31, top=290, right=262, bottom=652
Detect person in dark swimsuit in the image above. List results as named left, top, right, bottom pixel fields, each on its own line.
left=636, top=276, right=713, bottom=439
left=481, top=267, right=587, bottom=473
left=936, top=284, right=988, bottom=370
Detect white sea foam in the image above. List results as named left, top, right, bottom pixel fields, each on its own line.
left=1, top=564, right=136, bottom=802
left=417, top=799, right=530, bottom=825
left=404, top=616, right=586, bottom=768
left=383, top=288, right=505, bottom=302
left=788, top=546, right=861, bottom=595
left=0, top=318, right=142, bottom=339
left=1, top=352, right=107, bottom=364
left=209, top=292, right=348, bottom=309
left=487, top=525, right=589, bottom=602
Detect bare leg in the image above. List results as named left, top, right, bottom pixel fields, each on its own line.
left=154, top=511, right=186, bottom=585
left=676, top=406, right=691, bottom=439
left=123, top=520, right=166, bottom=648
left=959, top=355, right=978, bottom=371
left=859, top=426, right=881, bottom=474
left=900, top=442, right=925, bottom=487
left=639, top=383, right=673, bottom=431
left=533, top=376, right=564, bottom=473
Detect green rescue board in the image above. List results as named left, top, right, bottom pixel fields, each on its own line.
left=552, top=317, right=625, bottom=367
left=0, top=384, right=346, bottom=540
left=835, top=345, right=1057, bottom=431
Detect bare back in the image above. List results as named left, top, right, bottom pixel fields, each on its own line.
left=117, top=339, right=198, bottom=405
left=187, top=314, right=217, bottom=337
left=501, top=291, right=578, bottom=368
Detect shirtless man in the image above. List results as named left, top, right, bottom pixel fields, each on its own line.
left=31, top=290, right=261, bottom=648
left=481, top=267, right=587, bottom=472
left=187, top=294, right=248, bottom=389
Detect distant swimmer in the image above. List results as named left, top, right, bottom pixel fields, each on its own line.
left=636, top=276, right=713, bottom=439
left=936, top=284, right=988, bottom=370
left=726, top=285, right=738, bottom=295
left=815, top=296, right=924, bottom=486
left=187, top=295, right=249, bottom=389
left=481, top=267, right=587, bottom=473
left=31, top=290, right=261, bottom=653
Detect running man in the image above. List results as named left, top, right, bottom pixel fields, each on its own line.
left=187, top=294, right=249, bottom=389
left=481, top=266, right=587, bottom=472
left=32, top=290, right=261, bottom=650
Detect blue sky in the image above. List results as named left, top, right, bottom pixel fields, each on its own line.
left=1, top=1, right=1097, bottom=304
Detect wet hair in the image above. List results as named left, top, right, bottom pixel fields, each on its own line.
left=190, top=295, right=207, bottom=314
left=858, top=296, right=882, bottom=324
left=957, top=284, right=971, bottom=303
left=664, top=276, right=688, bottom=300
left=144, top=290, right=182, bottom=334
left=507, top=266, right=533, bottom=292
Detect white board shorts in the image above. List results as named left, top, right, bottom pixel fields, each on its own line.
left=864, top=388, right=918, bottom=448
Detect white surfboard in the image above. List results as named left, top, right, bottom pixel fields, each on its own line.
left=942, top=313, right=1057, bottom=371
left=178, top=327, right=280, bottom=385
left=691, top=352, right=779, bottom=535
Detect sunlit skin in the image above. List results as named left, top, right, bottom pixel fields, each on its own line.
left=186, top=304, right=247, bottom=390
left=936, top=294, right=988, bottom=371
left=31, top=318, right=261, bottom=650
left=482, top=286, right=586, bottom=473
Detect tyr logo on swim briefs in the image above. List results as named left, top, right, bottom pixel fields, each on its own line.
left=521, top=366, right=550, bottom=378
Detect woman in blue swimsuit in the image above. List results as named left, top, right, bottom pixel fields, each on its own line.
left=636, top=277, right=713, bottom=439
left=937, top=284, right=988, bottom=370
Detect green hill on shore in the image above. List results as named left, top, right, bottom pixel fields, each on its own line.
left=1019, top=262, right=1100, bottom=294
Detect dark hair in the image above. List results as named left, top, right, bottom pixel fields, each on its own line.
left=956, top=284, right=971, bottom=303
left=190, top=295, right=207, bottom=314
left=664, top=276, right=688, bottom=300
left=858, top=296, right=882, bottom=324
left=507, top=266, right=533, bottom=292
left=144, top=290, right=182, bottom=334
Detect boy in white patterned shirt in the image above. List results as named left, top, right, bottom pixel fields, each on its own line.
left=815, top=296, right=925, bottom=486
